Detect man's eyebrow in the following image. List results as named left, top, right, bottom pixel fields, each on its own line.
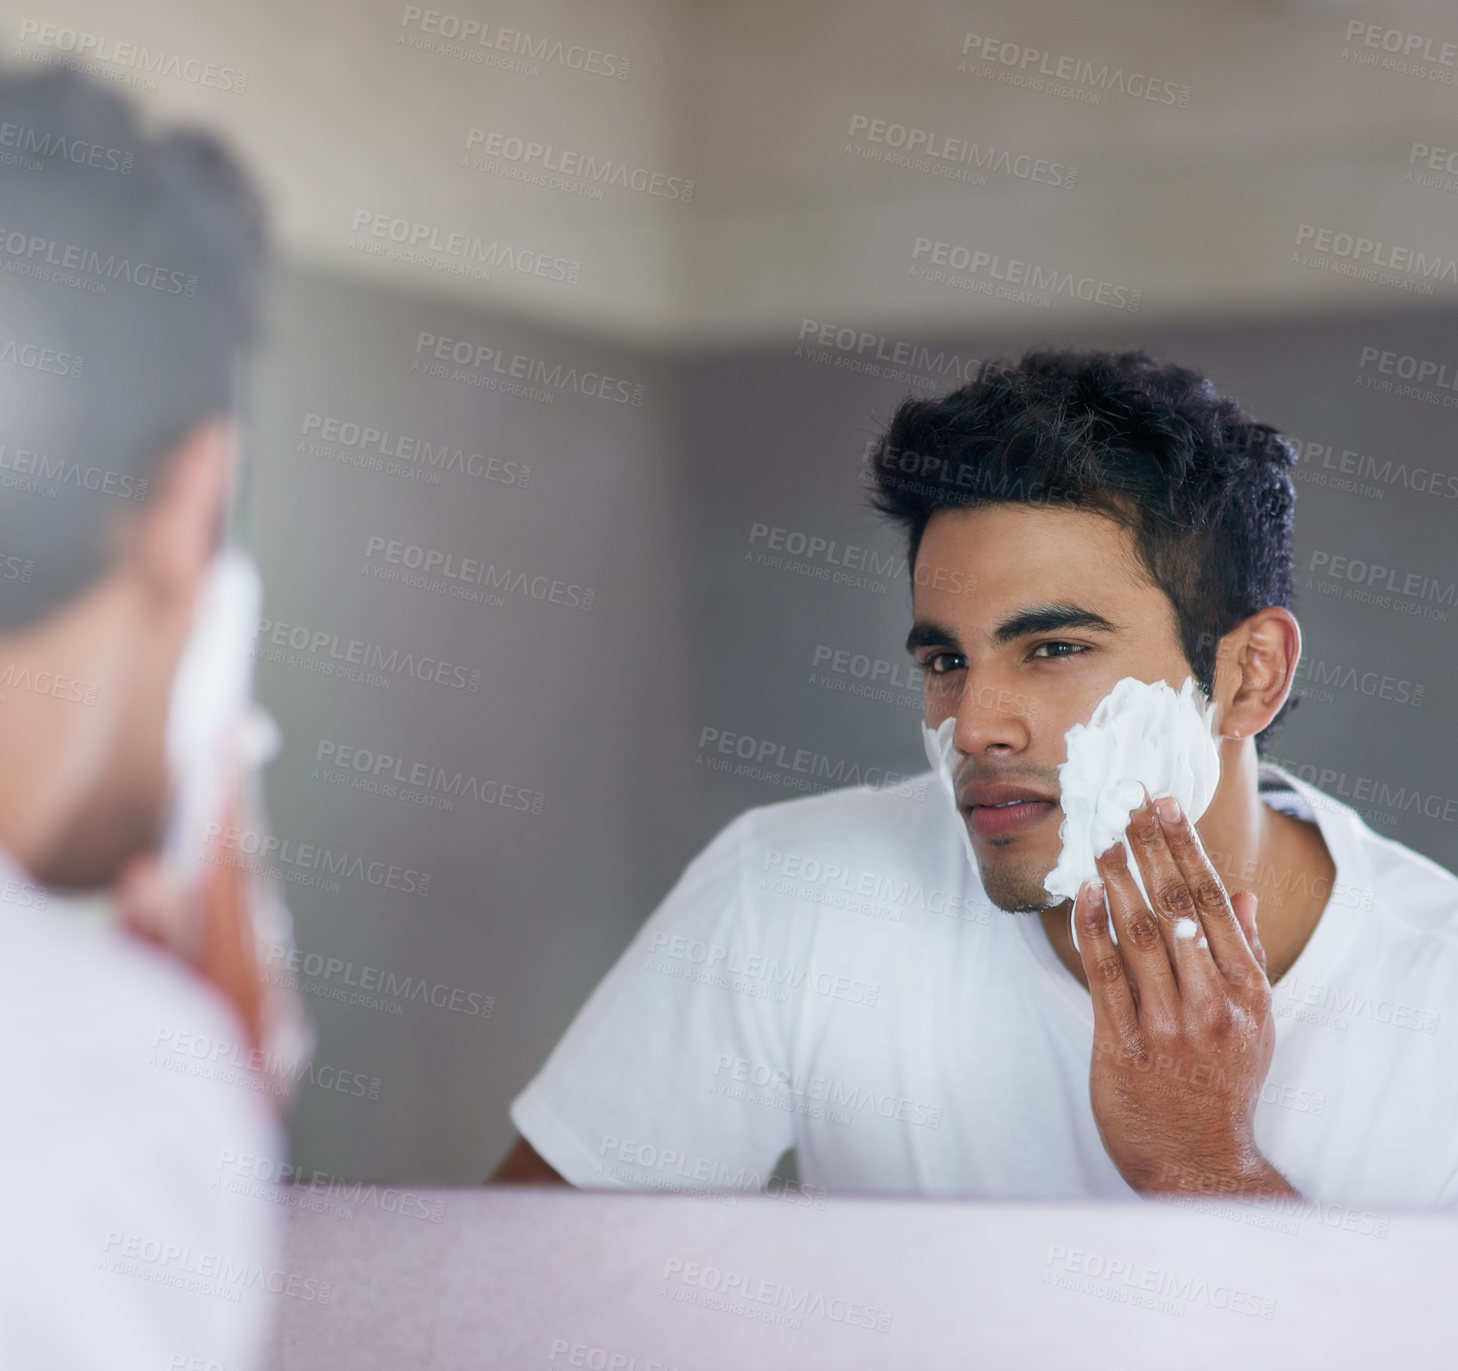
left=990, top=603, right=1122, bottom=646
left=905, top=619, right=960, bottom=654
left=906, top=604, right=1124, bottom=655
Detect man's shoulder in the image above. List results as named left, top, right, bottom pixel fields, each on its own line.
left=1268, top=763, right=1458, bottom=942
left=1357, top=824, right=1458, bottom=936
left=653, top=772, right=975, bottom=949
left=0, top=898, right=283, bottom=1368
left=0, top=896, right=281, bottom=1145
left=2, top=892, right=232, bottom=1026
left=708, top=770, right=954, bottom=873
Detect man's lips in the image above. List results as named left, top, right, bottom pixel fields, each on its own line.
left=958, top=782, right=1058, bottom=839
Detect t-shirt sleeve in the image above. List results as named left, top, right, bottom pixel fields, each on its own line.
left=510, top=807, right=797, bottom=1192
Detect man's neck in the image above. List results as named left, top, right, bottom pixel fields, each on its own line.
left=1039, top=743, right=1336, bottom=990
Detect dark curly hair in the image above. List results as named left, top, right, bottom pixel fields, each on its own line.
left=0, top=65, right=268, bottom=631
left=866, top=348, right=1300, bottom=750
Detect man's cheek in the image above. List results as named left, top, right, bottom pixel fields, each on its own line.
left=1034, top=694, right=1091, bottom=759
left=921, top=677, right=960, bottom=725
left=1058, top=673, right=1136, bottom=734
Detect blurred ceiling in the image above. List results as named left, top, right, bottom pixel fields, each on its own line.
left=6, top=0, right=1458, bottom=345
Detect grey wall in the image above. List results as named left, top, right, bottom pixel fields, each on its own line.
left=253, top=266, right=1458, bottom=1184
left=249, top=266, right=692, bottom=1184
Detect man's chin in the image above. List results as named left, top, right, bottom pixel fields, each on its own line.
left=996, top=897, right=1061, bottom=916
left=958, top=819, right=1066, bottom=912
left=39, top=801, right=165, bottom=892
left=977, top=861, right=1063, bottom=915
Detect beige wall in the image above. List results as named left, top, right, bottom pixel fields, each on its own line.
left=7, top=0, right=1458, bottom=341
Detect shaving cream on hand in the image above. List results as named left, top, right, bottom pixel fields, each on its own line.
left=1044, top=675, right=1222, bottom=946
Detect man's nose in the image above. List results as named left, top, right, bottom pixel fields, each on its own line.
left=952, top=677, right=1033, bottom=756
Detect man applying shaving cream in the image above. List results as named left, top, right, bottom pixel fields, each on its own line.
left=499, top=350, right=1458, bottom=1212
left=0, top=68, right=304, bottom=1368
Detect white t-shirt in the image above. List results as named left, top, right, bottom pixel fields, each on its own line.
left=512, top=762, right=1458, bottom=1208
left=0, top=848, right=288, bottom=1371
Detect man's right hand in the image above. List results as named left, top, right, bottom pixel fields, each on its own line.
left=113, top=780, right=267, bottom=1057
left=1075, top=794, right=1291, bottom=1199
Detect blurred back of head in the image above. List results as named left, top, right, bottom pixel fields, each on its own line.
left=0, top=64, right=268, bottom=632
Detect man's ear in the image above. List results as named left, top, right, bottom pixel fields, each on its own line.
left=1211, top=607, right=1301, bottom=740
left=116, top=416, right=236, bottom=612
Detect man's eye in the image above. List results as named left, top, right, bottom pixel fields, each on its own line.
left=924, top=652, right=967, bottom=675
left=1030, top=641, right=1087, bottom=660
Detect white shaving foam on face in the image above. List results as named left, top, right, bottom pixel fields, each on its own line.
left=921, top=715, right=980, bottom=876
left=1051, top=676, right=1222, bottom=951
left=162, top=550, right=272, bottom=899
left=920, top=676, right=1222, bottom=951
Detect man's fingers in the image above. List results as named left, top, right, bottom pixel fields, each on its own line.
left=113, top=852, right=185, bottom=949
left=196, top=785, right=267, bottom=1052
left=1154, top=797, right=1263, bottom=984
left=1126, top=795, right=1223, bottom=1002
left=1073, top=879, right=1139, bottom=1041
left=1095, top=836, right=1179, bottom=1020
